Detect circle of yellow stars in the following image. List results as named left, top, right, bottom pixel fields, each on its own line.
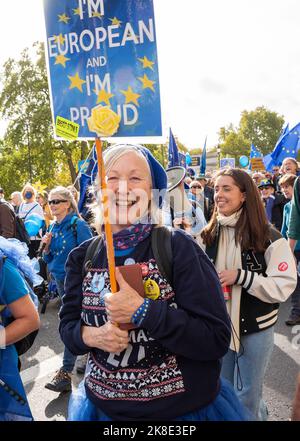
left=53, top=12, right=157, bottom=108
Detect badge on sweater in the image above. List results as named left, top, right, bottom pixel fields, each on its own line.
left=91, top=273, right=105, bottom=293
left=144, top=279, right=160, bottom=300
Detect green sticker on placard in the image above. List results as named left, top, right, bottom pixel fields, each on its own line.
left=55, top=116, right=79, bottom=140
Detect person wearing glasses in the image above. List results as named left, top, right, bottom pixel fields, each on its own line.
left=41, top=186, right=93, bottom=393
left=258, top=179, right=287, bottom=231
left=189, top=180, right=212, bottom=222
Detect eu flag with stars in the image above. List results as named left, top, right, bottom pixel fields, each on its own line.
left=249, top=143, right=262, bottom=170
left=168, top=128, right=180, bottom=168
left=264, top=123, right=292, bottom=170
left=179, top=152, right=187, bottom=169
left=250, top=143, right=262, bottom=159
left=78, top=144, right=98, bottom=219
left=43, top=0, right=162, bottom=138
left=271, top=122, right=300, bottom=165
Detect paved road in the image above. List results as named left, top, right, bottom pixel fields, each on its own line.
left=21, top=297, right=299, bottom=421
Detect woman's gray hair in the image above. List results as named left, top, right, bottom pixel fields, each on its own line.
left=49, top=186, right=80, bottom=217
left=92, top=144, right=162, bottom=233
left=103, top=144, right=152, bottom=178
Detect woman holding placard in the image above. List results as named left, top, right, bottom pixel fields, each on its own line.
left=59, top=135, right=248, bottom=421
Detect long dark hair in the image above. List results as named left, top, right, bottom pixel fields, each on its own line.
left=201, top=168, right=271, bottom=252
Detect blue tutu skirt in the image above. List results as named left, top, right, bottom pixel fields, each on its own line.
left=68, top=378, right=250, bottom=421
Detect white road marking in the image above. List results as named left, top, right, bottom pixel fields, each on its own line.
left=274, top=332, right=299, bottom=364
left=21, top=353, right=63, bottom=386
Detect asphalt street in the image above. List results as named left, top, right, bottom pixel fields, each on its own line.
left=21, top=296, right=300, bottom=421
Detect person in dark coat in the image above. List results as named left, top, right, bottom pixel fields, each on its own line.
left=258, top=179, right=287, bottom=231
left=0, top=200, right=16, bottom=238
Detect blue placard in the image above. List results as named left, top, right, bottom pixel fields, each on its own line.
left=220, top=158, right=236, bottom=169
left=43, top=0, right=162, bottom=139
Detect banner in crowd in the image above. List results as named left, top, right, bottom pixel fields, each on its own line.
left=43, top=0, right=162, bottom=139
left=220, top=158, right=235, bottom=168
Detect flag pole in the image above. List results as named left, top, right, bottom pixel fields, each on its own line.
left=95, top=137, right=117, bottom=293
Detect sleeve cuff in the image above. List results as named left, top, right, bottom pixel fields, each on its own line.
left=235, top=269, right=256, bottom=291
left=72, top=320, right=91, bottom=354
left=139, top=299, right=163, bottom=334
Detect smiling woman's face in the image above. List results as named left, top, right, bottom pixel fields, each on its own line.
left=214, top=175, right=245, bottom=216
left=106, top=151, right=152, bottom=232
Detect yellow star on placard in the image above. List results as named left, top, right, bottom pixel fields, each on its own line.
left=121, top=86, right=141, bottom=106
left=92, top=11, right=103, bottom=18
left=138, top=74, right=156, bottom=92
left=55, top=54, right=70, bottom=68
left=138, top=56, right=155, bottom=71
left=54, top=34, right=65, bottom=45
left=58, top=13, right=70, bottom=24
left=68, top=72, right=86, bottom=92
left=73, top=8, right=81, bottom=16
left=109, top=17, right=122, bottom=27
left=94, top=88, right=114, bottom=106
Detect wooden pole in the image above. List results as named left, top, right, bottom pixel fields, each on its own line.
left=95, top=137, right=117, bottom=293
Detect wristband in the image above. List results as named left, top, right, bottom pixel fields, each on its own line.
left=131, top=298, right=150, bottom=327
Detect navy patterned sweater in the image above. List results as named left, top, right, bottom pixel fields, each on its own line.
left=59, top=229, right=231, bottom=421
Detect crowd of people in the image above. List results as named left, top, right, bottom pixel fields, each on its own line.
left=0, top=146, right=300, bottom=422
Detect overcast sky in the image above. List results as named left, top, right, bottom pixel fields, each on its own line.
left=0, top=0, right=300, bottom=150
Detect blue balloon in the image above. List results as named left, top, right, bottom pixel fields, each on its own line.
left=186, top=153, right=192, bottom=166
left=239, top=155, right=249, bottom=167
left=25, top=215, right=44, bottom=236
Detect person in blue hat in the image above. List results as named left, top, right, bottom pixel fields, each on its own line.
left=59, top=143, right=248, bottom=421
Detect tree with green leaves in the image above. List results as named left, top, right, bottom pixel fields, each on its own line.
left=0, top=42, right=188, bottom=195
left=0, top=42, right=89, bottom=195
left=218, top=106, right=285, bottom=160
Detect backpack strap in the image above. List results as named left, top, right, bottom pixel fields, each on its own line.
left=23, top=203, right=40, bottom=220
left=82, top=236, right=103, bottom=278
left=151, top=226, right=173, bottom=285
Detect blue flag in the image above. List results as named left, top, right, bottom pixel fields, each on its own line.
left=200, top=136, right=207, bottom=174
left=249, top=143, right=262, bottom=170
left=168, top=128, right=180, bottom=167
left=78, top=145, right=98, bottom=218
left=263, top=153, right=274, bottom=172
left=179, top=152, right=187, bottom=169
left=263, top=124, right=290, bottom=171
left=250, top=143, right=262, bottom=159
left=271, top=123, right=300, bottom=165
left=43, top=0, right=162, bottom=138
